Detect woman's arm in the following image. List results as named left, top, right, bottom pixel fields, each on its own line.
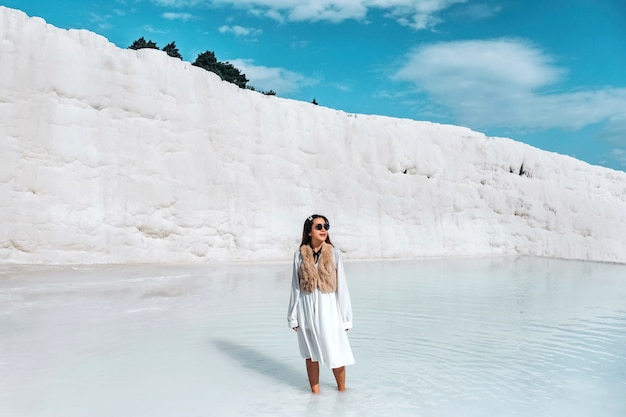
left=287, top=251, right=301, bottom=329
left=335, top=249, right=353, bottom=330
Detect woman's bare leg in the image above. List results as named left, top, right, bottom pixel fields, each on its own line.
left=306, top=358, right=320, bottom=393
left=332, top=366, right=346, bottom=391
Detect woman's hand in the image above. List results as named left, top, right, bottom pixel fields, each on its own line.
left=292, top=326, right=299, bottom=332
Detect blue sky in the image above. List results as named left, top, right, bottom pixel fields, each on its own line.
left=5, top=0, right=626, bottom=171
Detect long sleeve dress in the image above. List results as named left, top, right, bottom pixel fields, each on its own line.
left=287, top=245, right=355, bottom=369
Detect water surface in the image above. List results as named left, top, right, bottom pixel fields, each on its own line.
left=1, top=257, right=624, bottom=417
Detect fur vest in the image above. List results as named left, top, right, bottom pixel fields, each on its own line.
left=298, top=242, right=337, bottom=293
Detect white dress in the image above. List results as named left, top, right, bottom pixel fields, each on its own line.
left=287, top=246, right=355, bottom=369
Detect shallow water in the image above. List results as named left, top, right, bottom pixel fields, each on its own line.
left=1, top=257, right=625, bottom=417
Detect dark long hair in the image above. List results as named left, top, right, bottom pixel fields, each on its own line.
left=300, top=214, right=333, bottom=247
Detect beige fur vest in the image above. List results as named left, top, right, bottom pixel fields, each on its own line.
left=298, top=242, right=337, bottom=293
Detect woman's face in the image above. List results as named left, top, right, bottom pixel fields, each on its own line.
left=309, top=217, right=329, bottom=246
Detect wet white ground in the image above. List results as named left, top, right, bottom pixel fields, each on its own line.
left=1, top=257, right=625, bottom=417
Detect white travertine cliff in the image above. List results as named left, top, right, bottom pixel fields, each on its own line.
left=1, top=7, right=626, bottom=264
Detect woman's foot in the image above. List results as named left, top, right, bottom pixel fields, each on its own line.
left=306, top=359, right=320, bottom=393
left=332, top=366, right=346, bottom=391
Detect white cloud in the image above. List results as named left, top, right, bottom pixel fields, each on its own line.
left=218, top=25, right=262, bottom=37
left=610, top=148, right=626, bottom=168
left=290, top=39, right=310, bottom=48
left=285, top=1, right=369, bottom=23
left=395, top=38, right=563, bottom=92
left=379, top=0, right=467, bottom=29
left=228, top=59, right=318, bottom=94
left=151, top=0, right=467, bottom=29
left=331, top=82, right=352, bottom=92
left=449, top=2, right=502, bottom=21
left=88, top=12, right=113, bottom=30
left=151, top=0, right=204, bottom=6
left=143, top=24, right=169, bottom=34
left=393, top=38, right=626, bottom=131
left=162, top=12, right=195, bottom=21
left=601, top=112, right=626, bottom=146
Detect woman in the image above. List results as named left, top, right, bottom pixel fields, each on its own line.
left=287, top=214, right=355, bottom=393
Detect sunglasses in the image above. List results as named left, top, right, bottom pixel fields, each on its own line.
left=314, top=223, right=330, bottom=231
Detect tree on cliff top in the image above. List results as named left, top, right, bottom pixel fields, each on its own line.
left=162, top=42, right=182, bottom=60
left=128, top=38, right=182, bottom=60
left=128, top=37, right=159, bottom=50
left=127, top=39, right=249, bottom=89
left=192, top=50, right=248, bottom=89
